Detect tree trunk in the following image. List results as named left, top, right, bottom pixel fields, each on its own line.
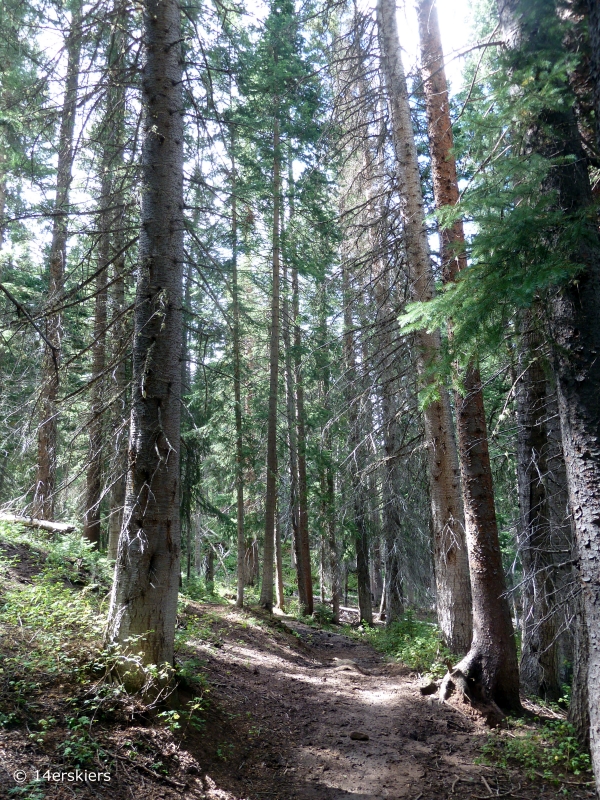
left=33, top=3, right=82, bottom=520
left=545, top=385, right=576, bottom=688
left=84, top=13, right=126, bottom=546
left=319, top=306, right=340, bottom=623
left=371, top=534, right=384, bottom=609
left=342, top=265, right=372, bottom=625
left=586, top=0, right=600, bottom=151
left=499, top=0, right=600, bottom=766
left=550, top=212, right=600, bottom=782
left=320, top=535, right=326, bottom=603
left=106, top=0, right=184, bottom=681
left=371, top=272, right=406, bottom=624
left=282, top=246, right=303, bottom=608
left=416, top=0, right=519, bottom=708
left=275, top=499, right=286, bottom=611
left=292, top=266, right=313, bottom=614
left=260, top=116, right=281, bottom=612
left=369, top=184, right=406, bottom=626
left=569, top=592, right=590, bottom=748
left=232, top=149, right=246, bottom=609
left=205, top=545, right=215, bottom=594
left=380, top=381, right=406, bottom=626
left=106, top=64, right=129, bottom=561
left=180, top=262, right=193, bottom=580
left=377, top=0, right=471, bottom=654
left=0, top=151, right=7, bottom=248
left=245, top=539, right=259, bottom=587
left=107, top=241, right=128, bottom=560
left=83, top=185, right=109, bottom=547
left=515, top=316, right=561, bottom=700
left=195, top=515, right=203, bottom=575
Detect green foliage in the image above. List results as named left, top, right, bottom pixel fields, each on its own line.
left=312, top=602, right=335, bottom=625
left=480, top=719, right=592, bottom=782
left=181, top=574, right=218, bottom=602
left=347, top=612, right=451, bottom=677
left=8, top=781, right=45, bottom=800
left=42, top=532, right=112, bottom=588
left=157, top=695, right=209, bottom=735
left=400, top=0, right=593, bottom=367
left=58, top=715, right=107, bottom=766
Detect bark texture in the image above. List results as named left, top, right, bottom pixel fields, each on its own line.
left=569, top=592, right=590, bottom=748
left=106, top=0, right=184, bottom=678
left=293, top=266, right=313, bottom=614
left=516, top=318, right=562, bottom=700
left=377, top=0, right=471, bottom=654
left=417, top=0, right=519, bottom=709
left=499, top=0, right=600, bottom=758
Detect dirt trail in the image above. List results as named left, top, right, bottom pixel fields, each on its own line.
left=258, top=620, right=474, bottom=800
left=1, top=600, right=594, bottom=799
left=185, top=610, right=593, bottom=800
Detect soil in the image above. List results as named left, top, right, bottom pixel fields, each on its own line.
left=1, top=597, right=596, bottom=800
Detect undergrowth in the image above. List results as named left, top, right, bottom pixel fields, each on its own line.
left=479, top=718, right=592, bottom=786
left=0, top=521, right=212, bottom=778
left=345, top=611, right=452, bottom=676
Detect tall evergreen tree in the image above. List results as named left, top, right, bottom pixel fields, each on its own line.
left=106, top=0, right=185, bottom=679
left=377, top=0, right=472, bottom=654
left=417, top=0, right=520, bottom=709
left=33, top=0, right=83, bottom=520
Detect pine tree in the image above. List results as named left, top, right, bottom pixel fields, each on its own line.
left=377, top=0, right=472, bottom=654
left=106, top=0, right=185, bottom=680
left=33, top=0, right=83, bottom=520
left=418, top=0, right=520, bottom=709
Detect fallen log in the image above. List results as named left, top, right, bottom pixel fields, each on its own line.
left=0, top=513, right=76, bottom=534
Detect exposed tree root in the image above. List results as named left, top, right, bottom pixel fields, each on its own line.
left=440, top=666, right=506, bottom=727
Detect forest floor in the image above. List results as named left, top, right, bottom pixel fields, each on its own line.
left=0, top=529, right=596, bottom=800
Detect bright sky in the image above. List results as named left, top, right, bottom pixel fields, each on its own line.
left=397, top=0, right=474, bottom=92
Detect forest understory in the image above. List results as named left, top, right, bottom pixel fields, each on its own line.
left=0, top=525, right=594, bottom=800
